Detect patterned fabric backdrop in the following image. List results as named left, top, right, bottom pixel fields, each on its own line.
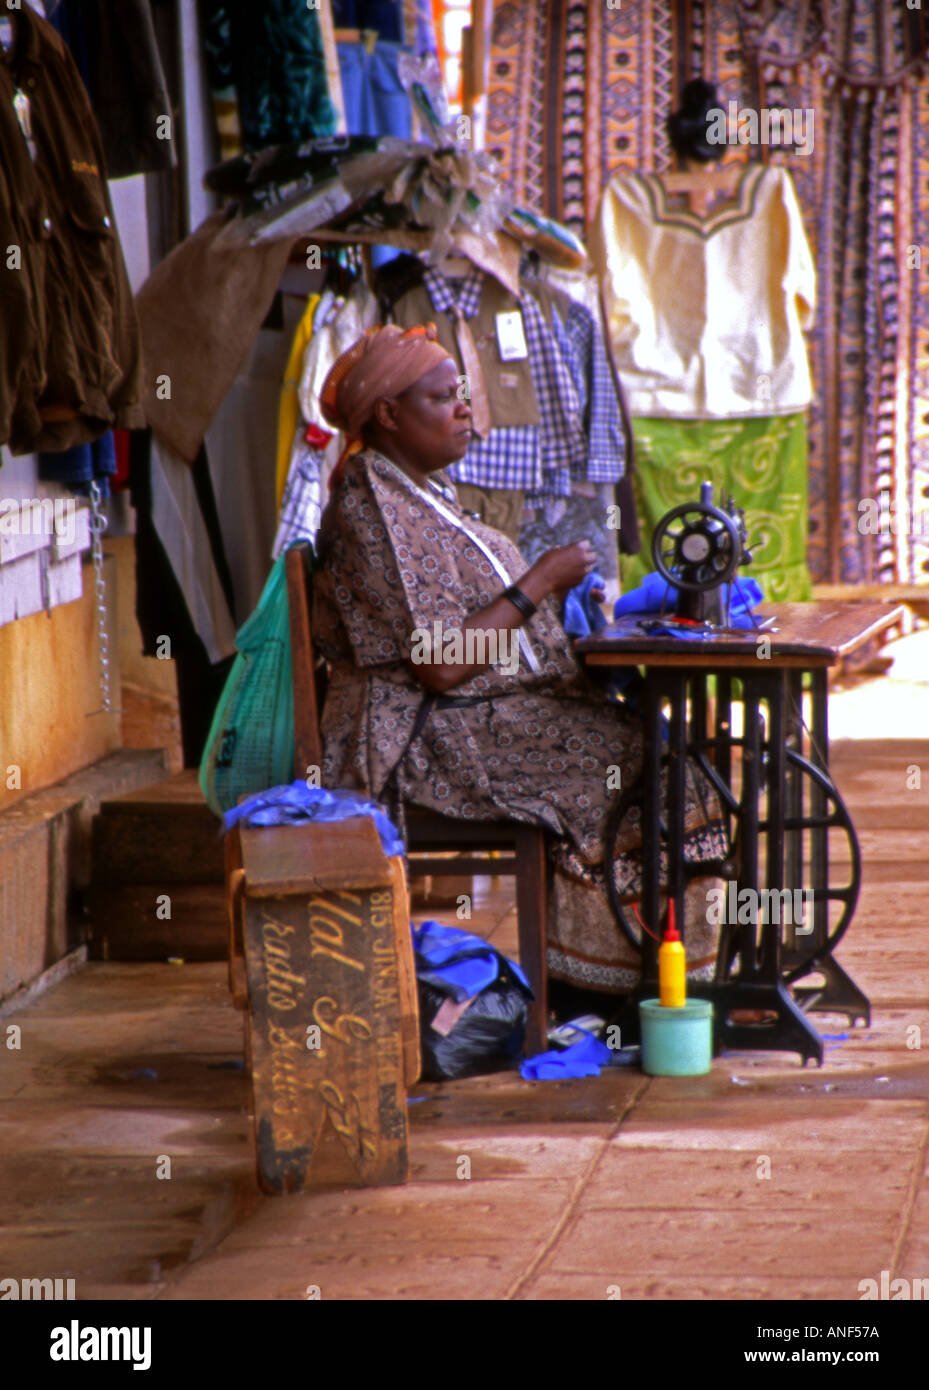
left=486, top=0, right=929, bottom=586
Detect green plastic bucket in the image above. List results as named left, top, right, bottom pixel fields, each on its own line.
left=639, top=998, right=713, bottom=1076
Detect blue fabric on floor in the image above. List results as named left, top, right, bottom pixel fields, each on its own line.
left=520, top=1030, right=614, bottom=1080
left=413, top=920, right=532, bottom=1001
left=222, top=781, right=403, bottom=857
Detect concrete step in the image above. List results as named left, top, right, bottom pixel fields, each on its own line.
left=0, top=749, right=169, bottom=1005
left=91, top=769, right=224, bottom=884
left=87, top=770, right=226, bottom=962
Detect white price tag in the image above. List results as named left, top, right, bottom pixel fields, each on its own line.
left=495, top=310, right=529, bottom=361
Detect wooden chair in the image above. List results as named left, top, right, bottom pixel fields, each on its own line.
left=286, top=541, right=551, bottom=1055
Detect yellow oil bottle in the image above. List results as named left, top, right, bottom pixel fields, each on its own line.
left=658, top=899, right=686, bottom=1007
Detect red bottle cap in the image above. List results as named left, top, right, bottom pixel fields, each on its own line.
left=305, top=421, right=334, bottom=449
left=663, top=899, right=681, bottom=942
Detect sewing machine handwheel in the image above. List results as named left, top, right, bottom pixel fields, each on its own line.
left=602, top=745, right=860, bottom=978
left=777, top=749, right=862, bottom=970
left=652, top=501, right=742, bottom=592
left=602, top=761, right=732, bottom=955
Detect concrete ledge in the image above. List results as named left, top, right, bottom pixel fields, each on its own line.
left=0, top=945, right=88, bottom=1019
left=0, top=749, right=168, bottom=1004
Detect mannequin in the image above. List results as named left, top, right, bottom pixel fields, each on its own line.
left=659, top=158, right=744, bottom=217
left=659, top=78, right=745, bottom=211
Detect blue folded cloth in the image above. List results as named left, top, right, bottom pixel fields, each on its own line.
left=413, top=920, right=532, bottom=1001
left=613, top=571, right=678, bottom=618
left=563, top=571, right=608, bottom=639
left=613, top=571, right=764, bottom=638
left=222, top=781, right=403, bottom=858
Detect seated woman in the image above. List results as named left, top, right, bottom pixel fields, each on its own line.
left=312, top=323, right=727, bottom=1006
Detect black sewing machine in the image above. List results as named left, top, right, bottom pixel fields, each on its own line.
left=649, top=482, right=765, bottom=630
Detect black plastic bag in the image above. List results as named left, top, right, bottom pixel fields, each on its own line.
left=418, top=968, right=533, bottom=1081
left=413, top=920, right=534, bottom=1081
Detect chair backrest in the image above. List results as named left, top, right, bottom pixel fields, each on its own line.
left=285, top=541, right=325, bottom=781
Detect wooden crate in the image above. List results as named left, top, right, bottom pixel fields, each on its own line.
left=229, top=816, right=420, bottom=1194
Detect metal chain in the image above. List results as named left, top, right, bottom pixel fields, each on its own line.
left=87, top=481, right=112, bottom=714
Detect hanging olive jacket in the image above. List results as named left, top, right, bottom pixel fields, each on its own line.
left=0, top=3, right=144, bottom=455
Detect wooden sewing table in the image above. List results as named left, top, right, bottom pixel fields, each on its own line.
left=575, top=602, right=905, bottom=1065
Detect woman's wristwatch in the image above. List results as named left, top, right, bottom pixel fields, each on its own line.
left=502, top=584, right=537, bottom=620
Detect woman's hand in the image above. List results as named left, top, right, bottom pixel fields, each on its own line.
left=408, top=540, right=599, bottom=694
left=525, top=540, right=599, bottom=601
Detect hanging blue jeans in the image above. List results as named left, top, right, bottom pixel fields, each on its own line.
left=337, top=39, right=412, bottom=269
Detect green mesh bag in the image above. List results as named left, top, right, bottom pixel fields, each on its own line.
left=199, top=549, right=297, bottom=817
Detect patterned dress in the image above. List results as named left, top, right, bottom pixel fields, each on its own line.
left=313, top=448, right=726, bottom=993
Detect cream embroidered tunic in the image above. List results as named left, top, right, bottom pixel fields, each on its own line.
left=590, top=164, right=816, bottom=418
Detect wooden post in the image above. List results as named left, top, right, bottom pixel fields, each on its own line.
left=461, top=25, right=475, bottom=123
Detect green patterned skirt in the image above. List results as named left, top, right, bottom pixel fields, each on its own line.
left=621, top=414, right=813, bottom=603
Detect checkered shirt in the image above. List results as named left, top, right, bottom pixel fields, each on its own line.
left=423, top=267, right=545, bottom=493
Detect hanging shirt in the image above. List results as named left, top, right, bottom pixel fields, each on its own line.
left=519, top=284, right=627, bottom=502
left=417, top=264, right=545, bottom=493
left=0, top=3, right=144, bottom=454
left=276, top=292, right=321, bottom=509
left=519, top=289, right=587, bottom=478
left=48, top=0, right=177, bottom=179
left=332, top=0, right=437, bottom=52
left=590, top=164, right=816, bottom=418
left=200, top=0, right=337, bottom=154
left=273, top=290, right=340, bottom=556
left=557, top=297, right=628, bottom=483
left=337, top=41, right=412, bottom=140
left=416, top=265, right=593, bottom=497
left=419, top=267, right=625, bottom=499
left=274, top=281, right=378, bottom=555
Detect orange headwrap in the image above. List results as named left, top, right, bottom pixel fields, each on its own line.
left=320, top=322, right=453, bottom=444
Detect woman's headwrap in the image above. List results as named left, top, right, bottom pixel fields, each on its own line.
left=320, top=322, right=452, bottom=443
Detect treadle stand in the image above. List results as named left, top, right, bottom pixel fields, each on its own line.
left=578, top=605, right=904, bottom=1063
left=604, top=664, right=859, bottom=1065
